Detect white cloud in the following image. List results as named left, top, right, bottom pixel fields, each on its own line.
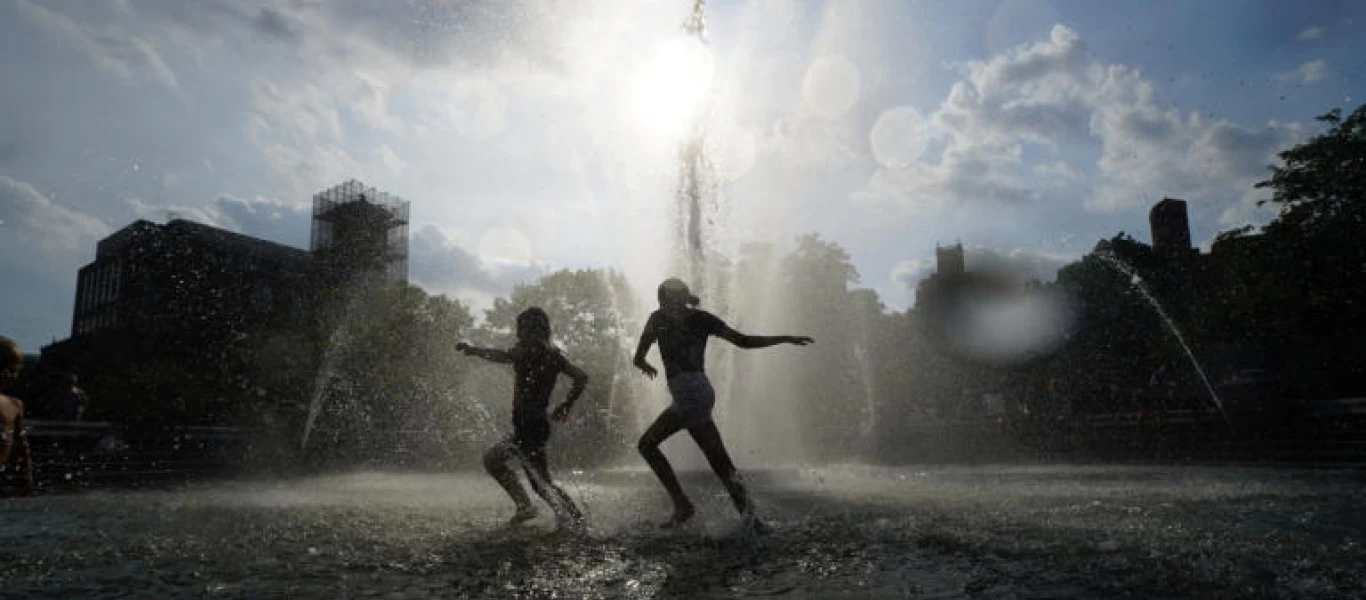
left=1297, top=26, right=1324, bottom=41
left=1275, top=59, right=1329, bottom=85
left=258, top=142, right=370, bottom=201
left=16, top=0, right=181, bottom=92
left=408, top=225, right=549, bottom=316
left=126, top=194, right=311, bottom=248
left=889, top=258, right=933, bottom=289
left=0, top=176, right=111, bottom=275
left=249, top=80, right=343, bottom=142
left=858, top=24, right=1307, bottom=221
left=802, top=55, right=862, bottom=119
left=1032, top=160, right=1085, bottom=183
left=1216, top=187, right=1280, bottom=232
left=375, top=145, right=410, bottom=176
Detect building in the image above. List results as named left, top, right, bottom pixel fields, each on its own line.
left=935, top=242, right=965, bottom=277
left=1149, top=198, right=1195, bottom=257
left=914, top=243, right=967, bottom=312
left=40, top=180, right=409, bottom=422
left=68, top=179, right=407, bottom=339
left=71, top=219, right=312, bottom=337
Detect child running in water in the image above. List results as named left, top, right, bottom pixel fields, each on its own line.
left=457, top=307, right=588, bottom=528
left=634, top=278, right=813, bottom=529
left=1, top=336, right=35, bottom=497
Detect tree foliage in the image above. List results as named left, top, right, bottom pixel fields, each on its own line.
left=1258, top=106, right=1366, bottom=234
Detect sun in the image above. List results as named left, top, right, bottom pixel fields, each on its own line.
left=628, top=37, right=715, bottom=137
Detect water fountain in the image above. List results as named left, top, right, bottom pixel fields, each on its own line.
left=673, top=0, right=716, bottom=288
left=1096, top=250, right=1233, bottom=430
left=15, top=5, right=1366, bottom=598
left=299, top=301, right=354, bottom=452
left=657, top=0, right=818, bottom=466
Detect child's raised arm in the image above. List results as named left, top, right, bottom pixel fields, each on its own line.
left=456, top=342, right=513, bottom=364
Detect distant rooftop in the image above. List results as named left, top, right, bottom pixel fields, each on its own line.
left=95, top=218, right=310, bottom=267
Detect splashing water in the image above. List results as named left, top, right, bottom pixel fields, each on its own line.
left=1096, top=250, right=1232, bottom=430
left=665, top=0, right=815, bottom=465
left=300, top=322, right=349, bottom=451
left=675, top=0, right=714, bottom=286
left=853, top=341, right=878, bottom=453
left=300, top=289, right=369, bottom=451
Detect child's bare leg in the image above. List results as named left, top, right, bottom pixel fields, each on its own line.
left=522, top=452, right=583, bottom=523
left=484, top=441, right=535, bottom=522
left=638, top=409, right=694, bottom=527
left=688, top=420, right=753, bottom=516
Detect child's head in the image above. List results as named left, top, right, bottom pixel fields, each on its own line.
left=0, top=335, right=21, bottom=388
left=657, top=278, right=700, bottom=309
left=515, top=307, right=551, bottom=345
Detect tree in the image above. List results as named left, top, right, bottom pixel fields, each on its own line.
left=1254, top=104, right=1366, bottom=396
left=273, top=282, right=478, bottom=467
left=778, top=234, right=870, bottom=459
left=1258, top=106, right=1366, bottom=235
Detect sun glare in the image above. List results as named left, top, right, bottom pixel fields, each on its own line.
left=628, top=36, right=715, bottom=137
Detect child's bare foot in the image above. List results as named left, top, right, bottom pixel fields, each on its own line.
left=555, top=512, right=586, bottom=533
left=506, top=506, right=537, bottom=526
left=743, top=513, right=771, bottom=535
left=658, top=504, right=695, bottom=529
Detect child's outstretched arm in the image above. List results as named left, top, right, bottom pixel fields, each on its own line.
left=455, top=342, right=513, bottom=363
left=552, top=357, right=589, bottom=422
left=715, top=326, right=814, bottom=350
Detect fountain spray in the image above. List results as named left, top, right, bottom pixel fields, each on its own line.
left=1096, top=250, right=1233, bottom=431
left=676, top=0, right=713, bottom=288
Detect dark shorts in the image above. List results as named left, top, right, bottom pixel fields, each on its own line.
left=512, top=414, right=551, bottom=457
left=667, top=372, right=716, bottom=428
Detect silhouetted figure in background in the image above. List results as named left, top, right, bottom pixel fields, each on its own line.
left=457, top=307, right=588, bottom=529
left=0, top=336, right=35, bottom=497
left=634, top=278, right=813, bottom=529
left=51, top=374, right=89, bottom=421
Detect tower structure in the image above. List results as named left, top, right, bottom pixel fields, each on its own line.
left=1149, top=197, right=1192, bottom=256
left=935, top=242, right=966, bottom=277
left=309, top=180, right=409, bottom=285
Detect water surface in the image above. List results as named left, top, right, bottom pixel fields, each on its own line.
left=3, top=465, right=1363, bottom=598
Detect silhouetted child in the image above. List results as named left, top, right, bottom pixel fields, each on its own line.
left=634, top=278, right=813, bottom=530
left=0, top=336, right=35, bottom=497
left=52, top=373, right=89, bottom=421
left=457, top=307, right=588, bottom=528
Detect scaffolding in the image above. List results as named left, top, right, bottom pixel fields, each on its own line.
left=310, top=179, right=410, bottom=283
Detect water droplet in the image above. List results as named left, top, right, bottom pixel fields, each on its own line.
left=802, top=56, right=861, bottom=119
left=870, top=106, right=929, bottom=168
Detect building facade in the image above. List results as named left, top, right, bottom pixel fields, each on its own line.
left=41, top=180, right=409, bottom=422
left=1149, top=198, right=1196, bottom=257
left=71, top=219, right=313, bottom=337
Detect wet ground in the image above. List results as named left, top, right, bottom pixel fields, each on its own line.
left=2, top=464, right=1364, bottom=599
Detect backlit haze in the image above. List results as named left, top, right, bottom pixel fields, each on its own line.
left=2, top=0, right=1362, bottom=350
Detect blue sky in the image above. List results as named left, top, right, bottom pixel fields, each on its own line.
left=1, top=0, right=1363, bottom=351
